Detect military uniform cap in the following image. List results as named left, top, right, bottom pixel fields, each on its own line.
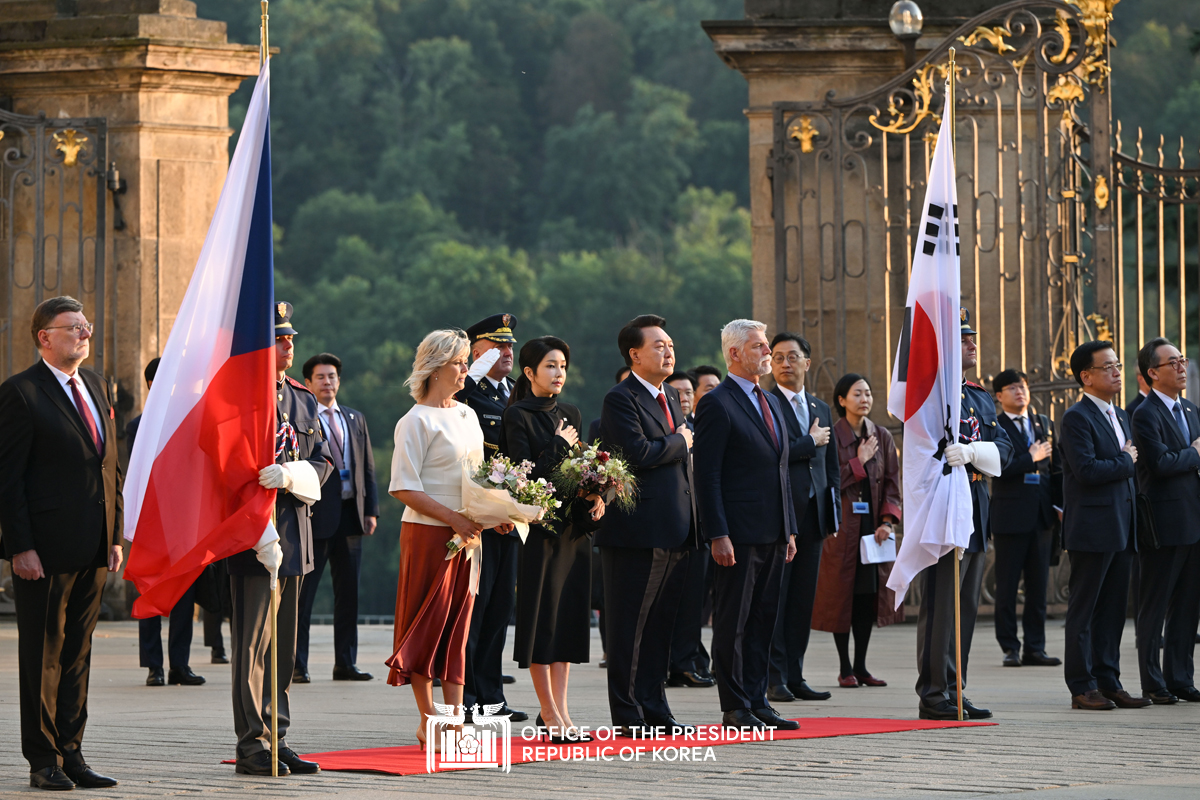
left=960, top=307, right=977, bottom=336
left=466, top=313, right=518, bottom=344
left=275, top=301, right=298, bottom=336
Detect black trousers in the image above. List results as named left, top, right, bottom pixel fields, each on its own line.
left=768, top=502, right=822, bottom=687
left=601, top=545, right=690, bottom=724
left=669, top=541, right=711, bottom=674
left=992, top=529, right=1052, bottom=655
left=464, top=529, right=520, bottom=708
left=296, top=501, right=364, bottom=671
left=1136, top=540, right=1200, bottom=694
left=12, top=567, right=107, bottom=771
left=712, top=541, right=786, bottom=712
left=1064, top=545, right=1132, bottom=696
left=204, top=609, right=226, bottom=656
left=138, top=582, right=196, bottom=670
left=915, top=548, right=985, bottom=704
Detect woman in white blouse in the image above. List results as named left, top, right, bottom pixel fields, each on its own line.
left=384, top=328, right=512, bottom=750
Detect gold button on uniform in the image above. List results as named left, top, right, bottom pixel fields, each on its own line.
left=283, top=412, right=289, bottom=421
left=278, top=394, right=283, bottom=402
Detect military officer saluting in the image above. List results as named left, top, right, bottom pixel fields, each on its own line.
left=456, top=314, right=528, bottom=721
left=915, top=308, right=1013, bottom=721
left=228, top=302, right=334, bottom=776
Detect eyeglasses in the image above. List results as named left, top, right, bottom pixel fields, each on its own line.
left=1153, top=357, right=1189, bottom=371
left=771, top=354, right=809, bottom=365
left=43, top=323, right=93, bottom=337
left=1087, top=361, right=1122, bottom=374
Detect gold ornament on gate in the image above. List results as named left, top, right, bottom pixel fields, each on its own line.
left=788, top=116, right=819, bottom=153
left=1093, top=174, right=1109, bottom=210
left=53, top=129, right=84, bottom=167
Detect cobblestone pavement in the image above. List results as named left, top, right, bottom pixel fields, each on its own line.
left=2, top=616, right=1198, bottom=799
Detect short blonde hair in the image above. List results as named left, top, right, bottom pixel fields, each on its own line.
left=407, top=329, right=470, bottom=402
left=720, top=319, right=767, bottom=369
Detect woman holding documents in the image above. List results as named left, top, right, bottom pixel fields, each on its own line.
left=812, top=373, right=903, bottom=688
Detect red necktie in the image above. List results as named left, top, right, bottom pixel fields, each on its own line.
left=656, top=392, right=675, bottom=430
left=68, top=377, right=103, bottom=455
left=754, top=386, right=780, bottom=450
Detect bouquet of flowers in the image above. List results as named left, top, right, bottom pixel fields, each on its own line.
left=554, top=441, right=637, bottom=513
left=448, top=456, right=561, bottom=557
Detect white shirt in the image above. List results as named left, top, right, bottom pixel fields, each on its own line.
left=1083, top=392, right=1125, bottom=448
left=390, top=403, right=484, bottom=526
left=45, top=362, right=105, bottom=446
left=632, top=370, right=666, bottom=401
left=1152, top=388, right=1181, bottom=411
left=728, top=372, right=764, bottom=421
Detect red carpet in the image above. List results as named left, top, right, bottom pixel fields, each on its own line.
left=289, top=717, right=995, bottom=776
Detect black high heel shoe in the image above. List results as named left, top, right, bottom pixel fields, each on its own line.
left=535, top=713, right=570, bottom=744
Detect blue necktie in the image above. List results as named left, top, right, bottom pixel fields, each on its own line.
left=1173, top=401, right=1189, bottom=443
left=794, top=392, right=809, bottom=433
left=1023, top=416, right=1033, bottom=446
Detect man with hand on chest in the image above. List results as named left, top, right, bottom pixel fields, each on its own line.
left=456, top=314, right=528, bottom=722
left=990, top=369, right=1062, bottom=669
left=294, top=352, right=379, bottom=684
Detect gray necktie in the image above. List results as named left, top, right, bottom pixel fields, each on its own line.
left=793, top=393, right=809, bottom=433
left=1174, top=401, right=1189, bottom=443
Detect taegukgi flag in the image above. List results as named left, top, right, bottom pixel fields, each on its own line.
left=884, top=109, right=974, bottom=607
left=123, top=61, right=278, bottom=618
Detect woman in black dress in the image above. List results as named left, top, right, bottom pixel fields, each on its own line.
left=501, top=336, right=605, bottom=739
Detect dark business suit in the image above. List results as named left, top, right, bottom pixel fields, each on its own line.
left=1059, top=396, right=1137, bottom=696
left=296, top=403, right=378, bottom=673
left=0, top=360, right=121, bottom=772
left=227, top=376, right=332, bottom=758
left=456, top=373, right=521, bottom=710
left=916, top=381, right=1013, bottom=706
left=694, top=377, right=797, bottom=712
left=991, top=411, right=1062, bottom=657
left=1131, top=391, right=1200, bottom=695
left=1126, top=392, right=1147, bottom=417
left=127, top=414, right=197, bottom=672
left=596, top=374, right=694, bottom=725
left=768, top=387, right=839, bottom=689
left=669, top=413, right=713, bottom=678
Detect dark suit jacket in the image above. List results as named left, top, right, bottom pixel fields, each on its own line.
left=594, top=374, right=693, bottom=549
left=227, top=377, right=333, bottom=578
left=771, top=386, right=839, bottom=538
left=1131, top=391, right=1200, bottom=547
left=0, top=361, right=122, bottom=574
left=991, top=411, right=1062, bottom=535
left=586, top=417, right=601, bottom=446
left=310, top=403, right=379, bottom=539
left=456, top=375, right=514, bottom=454
left=1059, top=396, right=1137, bottom=553
left=693, top=377, right=797, bottom=546
left=1126, top=392, right=1147, bottom=417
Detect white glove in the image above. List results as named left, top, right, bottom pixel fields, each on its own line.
left=254, top=539, right=283, bottom=589
left=258, top=464, right=294, bottom=491
left=467, top=347, right=502, bottom=381
left=944, top=443, right=973, bottom=468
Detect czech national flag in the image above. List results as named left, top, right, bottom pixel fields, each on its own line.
left=124, top=62, right=277, bottom=618
left=884, top=106, right=974, bottom=607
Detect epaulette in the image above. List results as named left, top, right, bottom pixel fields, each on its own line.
left=285, top=375, right=313, bottom=395
left=964, top=380, right=985, bottom=391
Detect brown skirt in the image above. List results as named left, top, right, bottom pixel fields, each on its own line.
left=385, top=521, right=475, bottom=686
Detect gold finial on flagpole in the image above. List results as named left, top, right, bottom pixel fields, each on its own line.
left=260, top=1, right=270, bottom=66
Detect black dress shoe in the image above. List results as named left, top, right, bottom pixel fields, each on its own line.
left=918, top=699, right=959, bottom=720
left=751, top=706, right=800, bottom=730
left=30, top=766, right=75, bottom=790
left=789, top=681, right=832, bottom=701
left=168, top=666, right=206, bottom=686
left=211, top=650, right=229, bottom=664
left=1170, top=685, right=1200, bottom=702
left=146, top=667, right=165, bottom=686
left=279, top=747, right=320, bottom=774
left=432, top=677, right=442, bottom=687
left=62, top=761, right=118, bottom=789
left=234, top=750, right=290, bottom=776
left=668, top=671, right=716, bottom=688
left=495, top=704, right=528, bottom=722
left=615, top=719, right=652, bottom=737
left=766, top=684, right=795, bottom=702
left=1021, top=650, right=1062, bottom=666
left=961, top=697, right=992, bottom=719
left=695, top=666, right=715, bottom=682
left=722, top=708, right=766, bottom=728
left=502, top=674, right=516, bottom=684
left=332, top=665, right=373, bottom=681
left=646, top=716, right=695, bottom=735
left=292, top=669, right=310, bottom=684
left=1002, top=649, right=1021, bottom=667
left=1146, top=689, right=1179, bottom=704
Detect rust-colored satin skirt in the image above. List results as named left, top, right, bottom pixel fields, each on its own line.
left=385, top=522, right=476, bottom=686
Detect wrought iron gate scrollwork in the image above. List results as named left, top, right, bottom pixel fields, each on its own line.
left=0, top=107, right=108, bottom=380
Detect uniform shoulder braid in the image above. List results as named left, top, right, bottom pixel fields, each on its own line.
left=964, top=380, right=986, bottom=391
left=285, top=375, right=313, bottom=395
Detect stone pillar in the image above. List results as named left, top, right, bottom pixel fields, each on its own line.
left=0, top=0, right=259, bottom=418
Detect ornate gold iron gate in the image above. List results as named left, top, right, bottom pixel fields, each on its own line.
left=769, top=0, right=1116, bottom=423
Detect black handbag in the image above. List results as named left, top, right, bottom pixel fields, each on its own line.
left=1135, top=493, right=1161, bottom=550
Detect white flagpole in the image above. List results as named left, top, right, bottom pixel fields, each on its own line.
left=948, top=46, right=964, bottom=725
